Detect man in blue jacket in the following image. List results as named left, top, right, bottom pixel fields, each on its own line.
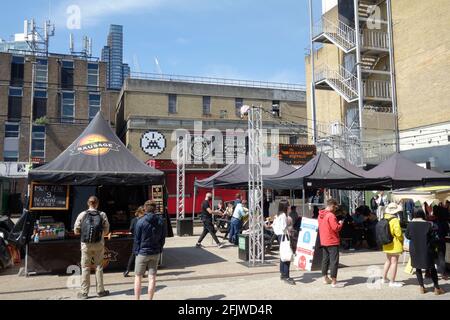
left=134, top=200, right=166, bottom=300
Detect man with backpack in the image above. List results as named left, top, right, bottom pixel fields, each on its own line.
left=74, top=196, right=110, bottom=299
left=134, top=200, right=166, bottom=300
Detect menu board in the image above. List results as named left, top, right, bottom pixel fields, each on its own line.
left=279, top=144, right=317, bottom=166
left=30, top=183, right=70, bottom=210
left=151, top=185, right=164, bottom=213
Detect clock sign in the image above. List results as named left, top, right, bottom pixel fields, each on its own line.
left=141, top=131, right=166, bottom=157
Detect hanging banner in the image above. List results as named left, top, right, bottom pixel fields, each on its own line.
left=294, top=217, right=319, bottom=271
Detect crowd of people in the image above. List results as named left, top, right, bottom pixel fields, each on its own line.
left=72, top=191, right=449, bottom=299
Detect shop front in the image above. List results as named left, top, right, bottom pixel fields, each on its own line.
left=26, top=113, right=164, bottom=275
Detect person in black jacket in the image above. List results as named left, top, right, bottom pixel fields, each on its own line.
left=405, top=209, right=445, bottom=295
left=133, top=201, right=166, bottom=300
left=123, top=206, right=145, bottom=277
left=435, top=206, right=449, bottom=280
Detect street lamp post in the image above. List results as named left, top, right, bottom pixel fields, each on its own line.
left=23, top=58, right=36, bottom=278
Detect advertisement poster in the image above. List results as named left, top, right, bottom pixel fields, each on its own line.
left=294, top=218, right=319, bottom=271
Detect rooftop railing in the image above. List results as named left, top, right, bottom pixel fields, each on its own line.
left=128, top=72, right=306, bottom=91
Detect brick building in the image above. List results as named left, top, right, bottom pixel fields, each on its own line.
left=0, top=51, right=119, bottom=212
left=115, top=74, right=307, bottom=214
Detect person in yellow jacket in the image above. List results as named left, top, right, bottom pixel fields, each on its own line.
left=381, top=203, right=404, bottom=288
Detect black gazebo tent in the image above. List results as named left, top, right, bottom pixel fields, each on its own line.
left=269, top=153, right=387, bottom=190
left=365, top=153, right=449, bottom=189
left=25, top=113, right=165, bottom=275
left=194, top=157, right=297, bottom=190
left=28, top=112, right=163, bottom=185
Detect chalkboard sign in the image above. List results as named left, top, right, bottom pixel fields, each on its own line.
left=29, top=183, right=70, bottom=210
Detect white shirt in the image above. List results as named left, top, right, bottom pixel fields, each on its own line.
left=272, top=212, right=288, bottom=236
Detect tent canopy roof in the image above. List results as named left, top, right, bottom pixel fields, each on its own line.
left=366, top=153, right=448, bottom=189
left=269, top=152, right=385, bottom=190
left=194, top=157, right=297, bottom=189
left=28, top=112, right=163, bottom=185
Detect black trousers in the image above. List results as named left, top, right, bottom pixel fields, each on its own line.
left=322, top=246, right=340, bottom=279
left=197, top=219, right=221, bottom=245
left=416, top=267, right=440, bottom=289
left=126, top=252, right=136, bottom=273
left=436, top=242, right=448, bottom=276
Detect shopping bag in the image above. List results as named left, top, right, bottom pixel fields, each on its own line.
left=280, top=233, right=294, bottom=262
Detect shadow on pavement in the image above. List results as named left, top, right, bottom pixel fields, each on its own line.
left=342, top=276, right=370, bottom=287
left=292, top=272, right=322, bottom=284
left=159, top=271, right=195, bottom=277
left=162, top=247, right=227, bottom=270
left=108, top=284, right=167, bottom=297
left=186, top=294, right=226, bottom=300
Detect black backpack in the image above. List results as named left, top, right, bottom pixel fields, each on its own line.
left=148, top=214, right=165, bottom=248
left=80, top=211, right=104, bottom=244
left=376, top=217, right=395, bottom=246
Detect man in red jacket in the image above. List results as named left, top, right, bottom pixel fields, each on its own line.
left=318, top=198, right=344, bottom=288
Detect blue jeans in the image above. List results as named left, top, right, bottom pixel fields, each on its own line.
left=228, top=217, right=242, bottom=245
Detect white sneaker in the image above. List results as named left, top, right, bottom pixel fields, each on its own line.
left=331, top=282, right=345, bottom=288
left=389, top=282, right=404, bottom=288
left=378, top=278, right=389, bottom=284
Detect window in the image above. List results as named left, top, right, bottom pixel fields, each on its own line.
left=61, top=91, right=75, bottom=123
left=61, top=60, right=74, bottom=90
left=33, top=89, right=47, bottom=120
left=87, top=63, right=99, bottom=88
left=9, top=87, right=23, bottom=97
left=168, top=94, right=177, bottom=114
left=3, top=123, right=20, bottom=162
left=272, top=100, right=280, bottom=117
left=202, top=96, right=211, bottom=115
left=8, top=87, right=23, bottom=122
left=235, top=98, right=243, bottom=117
left=35, top=58, right=48, bottom=88
left=10, top=56, right=24, bottom=87
left=31, top=125, right=46, bottom=160
left=289, top=136, right=298, bottom=145
left=89, top=93, right=101, bottom=121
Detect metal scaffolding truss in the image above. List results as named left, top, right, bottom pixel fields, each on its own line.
left=176, top=137, right=186, bottom=220
left=247, top=106, right=265, bottom=265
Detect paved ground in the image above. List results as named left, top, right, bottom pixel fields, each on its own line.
left=0, top=227, right=449, bottom=300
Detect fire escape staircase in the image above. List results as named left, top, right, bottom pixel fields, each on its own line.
left=312, top=17, right=356, bottom=53
left=315, top=64, right=359, bottom=103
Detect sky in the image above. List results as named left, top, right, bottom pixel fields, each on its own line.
left=0, top=0, right=322, bottom=84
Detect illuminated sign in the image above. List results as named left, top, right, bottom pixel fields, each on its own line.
left=279, top=144, right=316, bottom=166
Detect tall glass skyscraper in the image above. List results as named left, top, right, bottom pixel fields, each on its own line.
left=102, top=25, right=129, bottom=90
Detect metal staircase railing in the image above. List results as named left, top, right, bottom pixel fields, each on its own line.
left=361, top=30, right=389, bottom=50
left=315, top=64, right=359, bottom=102
left=313, top=17, right=356, bottom=52
left=364, top=79, right=391, bottom=99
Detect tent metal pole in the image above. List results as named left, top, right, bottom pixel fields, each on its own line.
left=302, top=188, right=306, bottom=217
left=24, top=243, right=29, bottom=277
left=192, top=181, right=197, bottom=220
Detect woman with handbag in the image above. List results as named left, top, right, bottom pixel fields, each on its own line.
left=272, top=200, right=295, bottom=285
